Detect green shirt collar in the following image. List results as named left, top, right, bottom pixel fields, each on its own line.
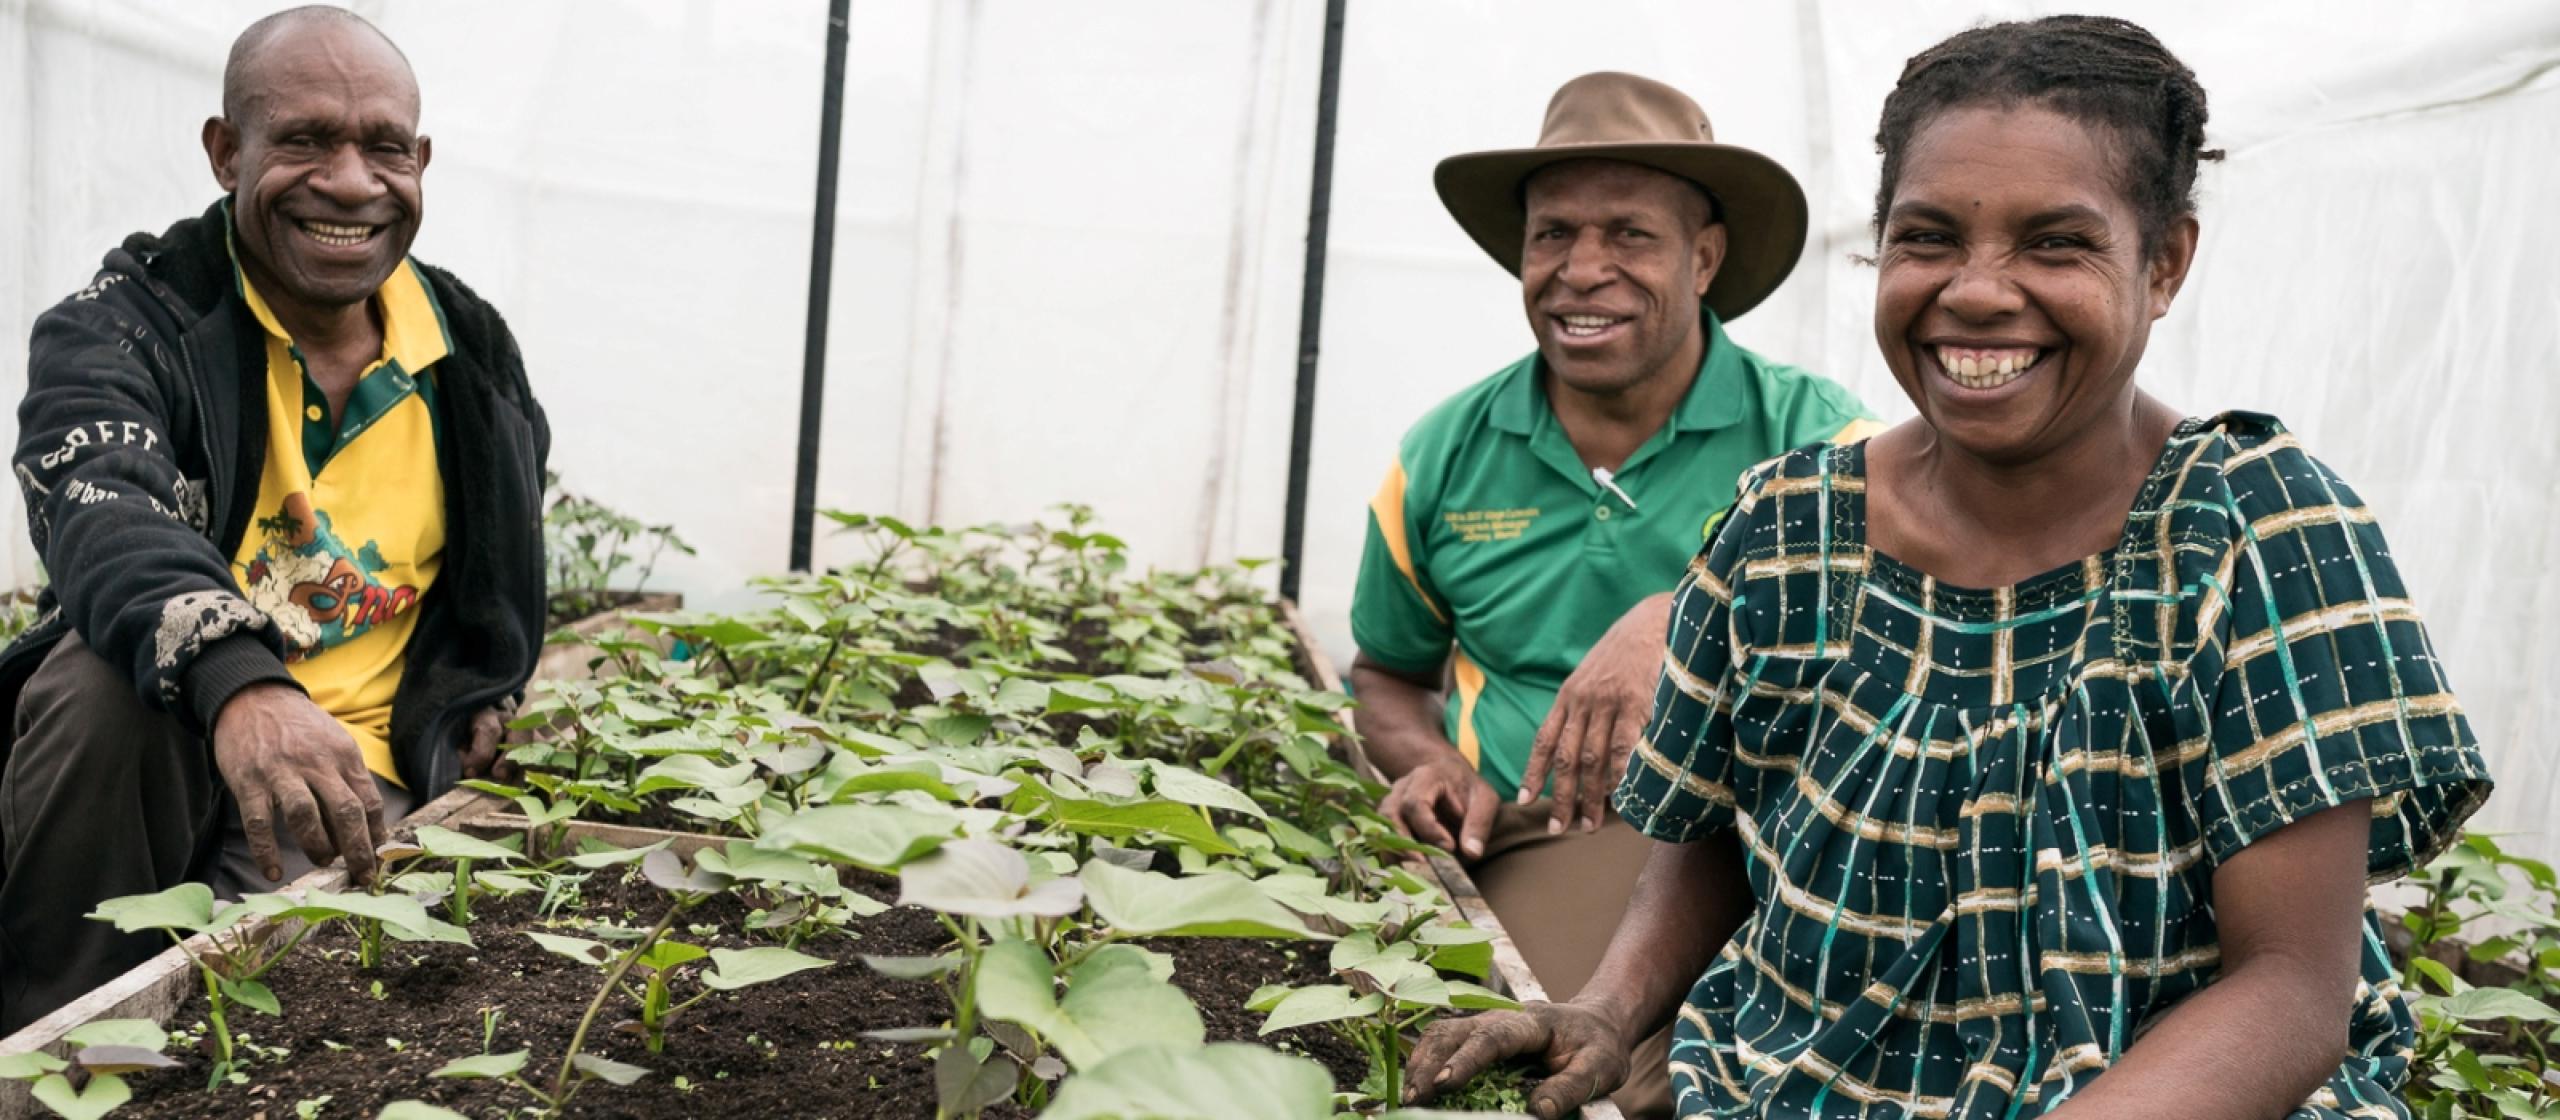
left=1488, top=308, right=1749, bottom=437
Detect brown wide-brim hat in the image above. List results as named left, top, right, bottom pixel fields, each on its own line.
left=1434, top=71, right=1809, bottom=321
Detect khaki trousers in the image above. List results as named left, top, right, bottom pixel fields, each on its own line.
left=1470, top=799, right=1674, bottom=1120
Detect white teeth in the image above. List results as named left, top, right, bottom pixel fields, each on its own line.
left=1933, top=346, right=2041, bottom=390
left=1559, top=314, right=1624, bottom=338
left=297, top=220, right=377, bottom=247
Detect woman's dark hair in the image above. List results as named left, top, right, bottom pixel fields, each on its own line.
left=1872, top=15, right=2223, bottom=255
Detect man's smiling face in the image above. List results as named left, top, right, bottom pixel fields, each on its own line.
left=206, top=19, right=429, bottom=318
left=1519, top=159, right=1724, bottom=398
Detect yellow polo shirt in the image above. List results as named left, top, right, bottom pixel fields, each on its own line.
left=229, top=252, right=449, bottom=786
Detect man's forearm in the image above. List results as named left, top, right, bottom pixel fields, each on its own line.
left=2042, top=958, right=2345, bottom=1119
left=1572, top=830, right=1751, bottom=1044
left=1349, top=655, right=1460, bottom=780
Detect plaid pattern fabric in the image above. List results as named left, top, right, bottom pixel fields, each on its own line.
left=1614, top=413, right=2491, bottom=1119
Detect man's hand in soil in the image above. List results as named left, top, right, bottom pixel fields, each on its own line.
left=213, top=682, right=386, bottom=885
left=456, top=701, right=516, bottom=781
left=1380, top=749, right=1500, bottom=862
left=1404, top=1000, right=1629, bottom=1119
left=1518, top=592, right=1671, bottom=835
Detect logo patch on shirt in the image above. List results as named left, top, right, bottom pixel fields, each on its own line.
left=242, top=491, right=422, bottom=660
left=1443, top=507, right=1541, bottom=543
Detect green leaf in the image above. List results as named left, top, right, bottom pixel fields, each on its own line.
left=702, top=946, right=833, bottom=991
left=975, top=940, right=1205, bottom=1070
left=432, top=1050, right=530, bottom=1079
left=564, top=839, right=673, bottom=869
left=29, top=1072, right=129, bottom=1120
left=63, top=1019, right=168, bottom=1052
left=861, top=953, right=960, bottom=980
left=1134, top=760, right=1269, bottom=820
left=527, top=931, right=613, bottom=966
left=0, top=1051, right=67, bottom=1079
left=1447, top=980, right=1521, bottom=1011
left=86, top=882, right=228, bottom=935
left=694, top=843, right=837, bottom=891
left=1259, top=984, right=1384, bottom=1034
left=2411, top=956, right=2463, bottom=994
left=641, top=848, right=733, bottom=894
left=829, top=761, right=967, bottom=803
left=636, top=939, right=709, bottom=973
left=925, top=713, right=993, bottom=747
left=70, top=1045, right=176, bottom=1074
left=757, top=803, right=960, bottom=872
left=2438, top=986, right=2560, bottom=1024
left=1016, top=785, right=1239, bottom=857
left=571, top=1052, right=652, bottom=1086
left=1043, top=1043, right=1334, bottom=1120
left=683, top=618, right=771, bottom=649
left=898, top=839, right=1086, bottom=918
left=934, top=1041, right=1019, bottom=1115
left=1081, top=860, right=1327, bottom=940
left=410, top=825, right=523, bottom=863
left=380, top=1105, right=473, bottom=1120
left=224, top=977, right=282, bottom=1016
left=633, top=755, right=758, bottom=797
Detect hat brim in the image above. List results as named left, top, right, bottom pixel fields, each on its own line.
left=1433, top=142, right=1809, bottom=321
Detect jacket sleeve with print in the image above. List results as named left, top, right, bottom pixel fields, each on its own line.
left=16, top=263, right=298, bottom=733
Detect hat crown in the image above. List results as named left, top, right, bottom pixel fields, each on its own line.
left=1537, top=71, right=1717, bottom=150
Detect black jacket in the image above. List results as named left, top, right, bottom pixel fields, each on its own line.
left=0, top=199, right=550, bottom=798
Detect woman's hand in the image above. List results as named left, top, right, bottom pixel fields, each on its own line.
left=1404, top=1000, right=1629, bottom=1119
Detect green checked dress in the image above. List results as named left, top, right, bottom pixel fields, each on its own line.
left=1613, top=413, right=2492, bottom=1119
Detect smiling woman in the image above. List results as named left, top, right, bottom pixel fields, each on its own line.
left=1406, top=15, right=2494, bottom=1120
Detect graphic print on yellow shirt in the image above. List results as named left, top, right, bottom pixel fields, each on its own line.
left=228, top=243, right=449, bottom=786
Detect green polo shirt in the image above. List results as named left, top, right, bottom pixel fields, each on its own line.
left=1352, top=311, right=1876, bottom=800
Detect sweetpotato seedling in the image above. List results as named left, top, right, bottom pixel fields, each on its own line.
left=0, top=1018, right=180, bottom=1120
left=1248, top=926, right=1515, bottom=1110
left=85, top=884, right=322, bottom=1087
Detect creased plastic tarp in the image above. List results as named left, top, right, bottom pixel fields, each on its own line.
left=2, top=1, right=2553, bottom=855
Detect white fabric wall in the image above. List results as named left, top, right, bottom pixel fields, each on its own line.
left=5, top=1, right=2554, bottom=850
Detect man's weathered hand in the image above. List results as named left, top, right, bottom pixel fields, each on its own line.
left=457, top=701, right=513, bottom=780
left=212, top=683, right=385, bottom=885
left=1520, top=598, right=1664, bottom=834
left=1405, top=1001, right=1629, bottom=1119
left=1380, top=750, right=1500, bottom=862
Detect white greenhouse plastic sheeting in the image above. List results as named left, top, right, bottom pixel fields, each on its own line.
left=4, top=1, right=2555, bottom=856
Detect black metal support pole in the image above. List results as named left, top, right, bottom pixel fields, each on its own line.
left=790, top=0, right=852, bottom=573
left=1278, top=0, right=1348, bottom=603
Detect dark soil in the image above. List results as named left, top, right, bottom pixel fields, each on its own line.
left=117, top=868, right=1367, bottom=1118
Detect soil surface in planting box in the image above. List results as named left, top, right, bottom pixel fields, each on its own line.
left=115, top=870, right=1365, bottom=1118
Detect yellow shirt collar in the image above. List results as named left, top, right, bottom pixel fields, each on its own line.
left=228, top=221, right=453, bottom=374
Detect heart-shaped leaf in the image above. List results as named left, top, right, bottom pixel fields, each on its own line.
left=222, top=977, right=282, bottom=1017
left=1258, top=984, right=1385, bottom=1034
left=571, top=1052, right=652, bottom=1086
left=0, top=1051, right=67, bottom=1079
left=641, top=848, right=733, bottom=894
left=898, top=839, right=1085, bottom=918
left=757, top=803, right=959, bottom=871
left=527, top=931, right=613, bottom=966
left=86, top=883, right=234, bottom=936
left=410, top=826, right=523, bottom=863
left=432, top=1050, right=530, bottom=1079
left=29, top=1072, right=130, bottom=1120
left=861, top=954, right=960, bottom=980
left=1042, top=1043, right=1333, bottom=1120
left=63, top=1019, right=167, bottom=1052
left=974, top=940, right=1204, bottom=1070
left=1080, top=860, right=1326, bottom=940
left=564, top=840, right=672, bottom=869
left=702, top=946, right=833, bottom=991
left=933, top=1042, right=1018, bottom=1114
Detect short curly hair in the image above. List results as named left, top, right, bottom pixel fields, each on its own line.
left=1872, top=15, right=2222, bottom=255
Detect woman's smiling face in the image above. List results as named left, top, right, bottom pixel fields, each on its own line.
left=1874, top=102, right=2197, bottom=465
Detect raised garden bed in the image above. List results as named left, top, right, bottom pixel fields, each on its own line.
left=1, top=513, right=1587, bottom=1119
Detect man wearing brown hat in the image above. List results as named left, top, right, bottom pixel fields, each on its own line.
left=1348, top=72, right=1876, bottom=1116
